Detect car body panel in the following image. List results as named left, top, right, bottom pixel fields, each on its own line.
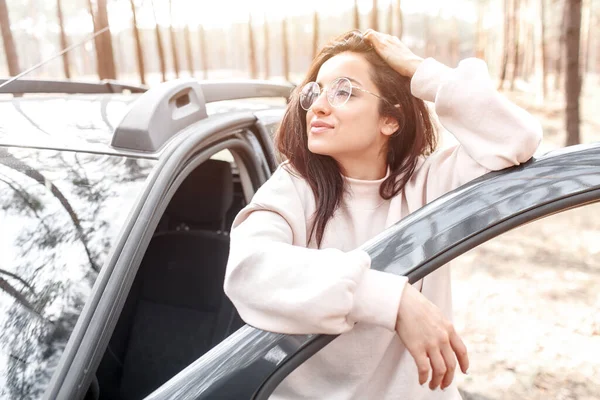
left=145, top=141, right=600, bottom=400
left=0, top=95, right=284, bottom=157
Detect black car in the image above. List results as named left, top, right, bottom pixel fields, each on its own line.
left=0, top=78, right=599, bottom=400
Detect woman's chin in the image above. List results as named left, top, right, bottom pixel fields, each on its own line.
left=307, top=140, right=336, bottom=156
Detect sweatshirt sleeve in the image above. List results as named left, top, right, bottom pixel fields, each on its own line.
left=223, top=165, right=408, bottom=335
left=410, top=57, right=543, bottom=200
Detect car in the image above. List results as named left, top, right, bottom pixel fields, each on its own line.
left=0, top=77, right=599, bottom=400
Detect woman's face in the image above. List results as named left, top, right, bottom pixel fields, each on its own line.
left=305, top=52, right=397, bottom=167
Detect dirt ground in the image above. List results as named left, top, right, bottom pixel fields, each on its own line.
left=453, top=79, right=600, bottom=400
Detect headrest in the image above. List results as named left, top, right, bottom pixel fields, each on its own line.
left=166, top=159, right=234, bottom=227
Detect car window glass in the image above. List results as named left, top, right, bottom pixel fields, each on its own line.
left=0, top=147, right=154, bottom=399
left=452, top=203, right=600, bottom=398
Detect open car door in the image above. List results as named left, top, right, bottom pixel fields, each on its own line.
left=145, top=142, right=600, bottom=400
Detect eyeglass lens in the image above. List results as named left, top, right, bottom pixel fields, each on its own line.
left=300, top=78, right=352, bottom=110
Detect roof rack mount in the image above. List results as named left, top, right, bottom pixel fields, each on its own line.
left=111, top=78, right=294, bottom=152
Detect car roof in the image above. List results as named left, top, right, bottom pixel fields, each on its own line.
left=0, top=79, right=292, bottom=158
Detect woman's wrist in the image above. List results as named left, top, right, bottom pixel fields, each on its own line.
left=403, top=57, right=424, bottom=79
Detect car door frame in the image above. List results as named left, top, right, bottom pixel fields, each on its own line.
left=143, top=142, right=600, bottom=400
left=44, top=111, right=271, bottom=400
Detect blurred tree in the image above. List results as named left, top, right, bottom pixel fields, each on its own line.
left=282, top=17, right=290, bottom=81
left=56, top=0, right=71, bottom=79
left=151, top=0, right=166, bottom=81
left=168, top=0, right=180, bottom=78
left=184, top=24, right=194, bottom=76
left=396, top=0, right=403, bottom=38
left=498, top=0, right=511, bottom=90
left=198, top=24, right=208, bottom=79
left=263, top=13, right=270, bottom=79
left=579, top=0, right=592, bottom=87
left=248, top=13, right=258, bottom=79
left=87, top=0, right=117, bottom=80
left=0, top=277, right=40, bottom=316
left=565, top=0, right=582, bottom=146
left=537, top=0, right=548, bottom=101
left=312, top=10, right=319, bottom=60
left=0, top=0, right=20, bottom=75
left=129, top=0, right=146, bottom=84
left=555, top=0, right=567, bottom=91
left=353, top=0, right=360, bottom=30
left=475, top=0, right=486, bottom=59
left=387, top=0, right=393, bottom=34
left=371, top=0, right=379, bottom=30
left=449, top=16, right=459, bottom=65
left=509, top=0, right=521, bottom=90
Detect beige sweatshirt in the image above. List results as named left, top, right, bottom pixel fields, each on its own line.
left=224, top=57, right=542, bottom=400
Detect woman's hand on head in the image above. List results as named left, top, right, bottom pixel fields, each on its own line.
left=363, top=29, right=423, bottom=78
left=395, top=283, right=469, bottom=391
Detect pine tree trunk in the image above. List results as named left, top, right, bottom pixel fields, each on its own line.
left=565, top=0, right=582, bottom=146
left=521, top=11, right=532, bottom=82
left=582, top=0, right=592, bottom=77
left=0, top=0, right=20, bottom=75
left=198, top=24, right=208, bottom=79
left=263, top=14, right=270, bottom=79
left=88, top=0, right=117, bottom=80
left=96, top=0, right=117, bottom=79
left=397, top=0, right=403, bottom=39
left=282, top=17, right=290, bottom=81
left=151, top=0, right=167, bottom=82
left=450, top=16, right=459, bottom=66
left=312, top=11, right=319, bottom=59
left=86, top=0, right=102, bottom=78
left=555, top=0, right=567, bottom=91
left=540, top=0, right=548, bottom=99
left=475, top=0, right=485, bottom=59
left=371, top=0, right=378, bottom=30
left=248, top=14, right=258, bottom=79
left=56, top=0, right=71, bottom=79
left=168, top=0, right=179, bottom=78
left=498, top=0, right=511, bottom=90
left=353, top=0, right=360, bottom=30
left=387, top=1, right=393, bottom=34
left=129, top=0, right=145, bottom=84
left=510, top=0, right=521, bottom=90
left=579, top=0, right=592, bottom=88
left=184, top=25, right=194, bottom=76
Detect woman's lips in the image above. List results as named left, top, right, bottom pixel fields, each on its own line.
left=310, top=126, right=331, bottom=134
left=310, top=120, right=334, bottom=134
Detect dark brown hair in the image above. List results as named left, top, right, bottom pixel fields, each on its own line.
left=275, top=30, right=437, bottom=247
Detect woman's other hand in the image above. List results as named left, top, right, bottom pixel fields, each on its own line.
left=395, top=283, right=470, bottom=390
left=363, top=29, right=423, bottom=78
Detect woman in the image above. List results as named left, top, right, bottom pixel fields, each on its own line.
left=224, top=30, right=542, bottom=399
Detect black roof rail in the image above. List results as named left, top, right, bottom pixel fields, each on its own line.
left=0, top=78, right=148, bottom=94
left=111, top=78, right=294, bottom=152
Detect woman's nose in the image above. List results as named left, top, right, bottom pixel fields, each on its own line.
left=310, top=90, right=331, bottom=115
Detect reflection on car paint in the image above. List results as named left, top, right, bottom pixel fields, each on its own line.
left=0, top=147, right=154, bottom=399
left=145, top=325, right=295, bottom=399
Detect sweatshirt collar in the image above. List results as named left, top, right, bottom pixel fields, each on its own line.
left=342, top=167, right=390, bottom=210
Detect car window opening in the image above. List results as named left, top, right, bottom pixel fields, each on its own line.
left=94, top=152, right=248, bottom=400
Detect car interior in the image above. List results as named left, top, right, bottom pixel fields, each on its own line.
left=93, top=157, right=247, bottom=400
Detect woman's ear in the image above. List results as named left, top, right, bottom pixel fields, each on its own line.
left=381, top=115, right=400, bottom=137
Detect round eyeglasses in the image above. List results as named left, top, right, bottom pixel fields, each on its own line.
left=299, top=77, right=388, bottom=111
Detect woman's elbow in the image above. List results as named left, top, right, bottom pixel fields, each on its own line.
left=516, top=120, right=543, bottom=164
